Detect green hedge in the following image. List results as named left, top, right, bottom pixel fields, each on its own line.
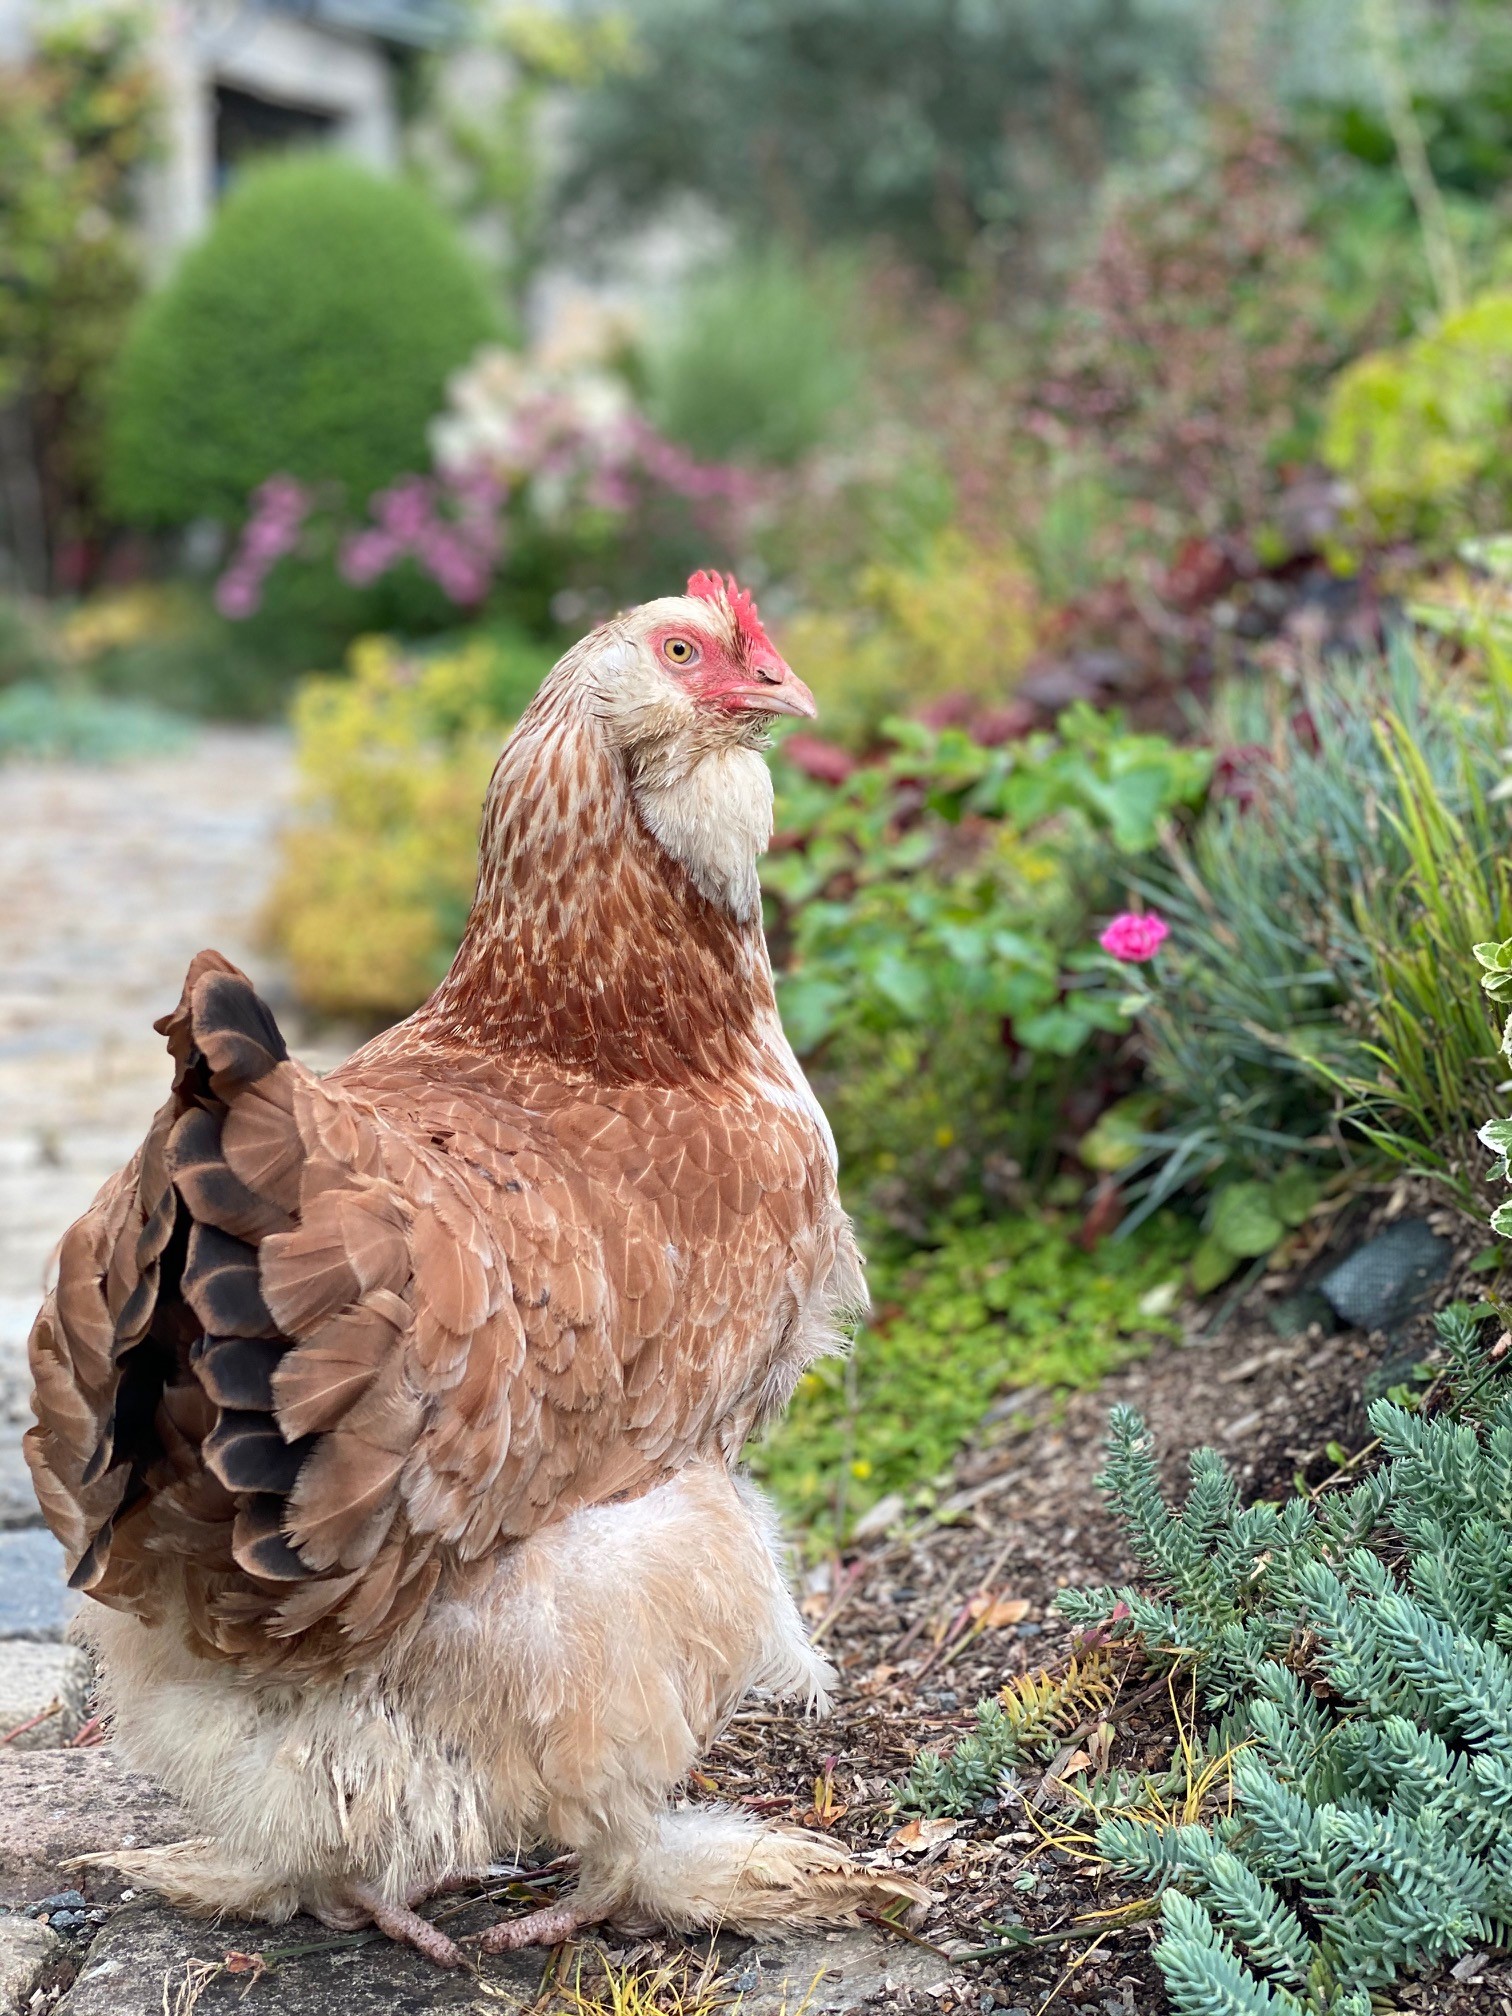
left=107, top=155, right=496, bottom=526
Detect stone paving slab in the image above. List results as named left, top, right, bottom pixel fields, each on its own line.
left=0, top=1529, right=79, bottom=1640
left=56, top=1903, right=952, bottom=2016
left=0, top=1750, right=184, bottom=1907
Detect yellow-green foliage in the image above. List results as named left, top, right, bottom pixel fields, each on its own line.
left=1323, top=287, right=1512, bottom=541
left=779, top=530, right=1040, bottom=745
left=270, top=632, right=552, bottom=1021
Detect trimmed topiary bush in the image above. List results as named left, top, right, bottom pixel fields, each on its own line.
left=107, top=155, right=497, bottom=526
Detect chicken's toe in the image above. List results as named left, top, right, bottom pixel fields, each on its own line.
left=323, top=1882, right=468, bottom=1969
left=475, top=1899, right=588, bottom=1953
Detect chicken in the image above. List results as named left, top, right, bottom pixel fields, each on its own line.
left=24, top=573, right=926, bottom=1965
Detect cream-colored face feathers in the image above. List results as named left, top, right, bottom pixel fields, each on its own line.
left=586, top=596, right=791, bottom=922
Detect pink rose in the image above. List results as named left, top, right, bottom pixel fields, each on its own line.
left=1099, top=911, right=1169, bottom=962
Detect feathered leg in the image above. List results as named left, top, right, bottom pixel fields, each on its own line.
left=468, top=1467, right=926, bottom=1952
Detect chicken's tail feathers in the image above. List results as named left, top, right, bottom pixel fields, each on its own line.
left=27, top=951, right=314, bottom=1619
left=155, top=948, right=289, bottom=1098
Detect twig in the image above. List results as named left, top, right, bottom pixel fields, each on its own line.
left=810, top=1554, right=877, bottom=1646
left=858, top=1908, right=955, bottom=1959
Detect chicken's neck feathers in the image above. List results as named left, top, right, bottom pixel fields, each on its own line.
left=411, top=687, right=777, bottom=1088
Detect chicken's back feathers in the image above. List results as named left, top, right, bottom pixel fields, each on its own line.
left=25, top=950, right=856, bottom=1675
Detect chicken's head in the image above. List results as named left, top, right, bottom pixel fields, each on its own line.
left=590, top=570, right=816, bottom=759
left=558, top=571, right=816, bottom=922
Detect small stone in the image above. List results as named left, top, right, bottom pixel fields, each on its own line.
left=0, top=1644, right=89, bottom=1749
left=24, top=1893, right=86, bottom=1919
left=1319, top=1219, right=1453, bottom=1335
left=0, top=1533, right=81, bottom=1645
left=1266, top=1290, right=1334, bottom=1339
left=0, top=1914, right=63, bottom=2011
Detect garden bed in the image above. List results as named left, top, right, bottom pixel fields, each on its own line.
left=711, top=1213, right=1506, bottom=2014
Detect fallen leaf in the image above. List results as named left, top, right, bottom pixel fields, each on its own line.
left=891, top=1816, right=958, bottom=1853
left=983, top=1597, right=1031, bottom=1629
left=1060, top=1749, right=1092, bottom=1775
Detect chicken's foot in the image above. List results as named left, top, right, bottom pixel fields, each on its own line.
left=475, top=1899, right=589, bottom=1953
left=318, top=1881, right=468, bottom=1970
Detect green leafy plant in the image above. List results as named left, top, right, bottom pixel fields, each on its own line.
left=1070, top=1312, right=1512, bottom=2010
left=768, top=709, right=1211, bottom=1059
left=107, top=155, right=497, bottom=527
left=766, top=709, right=1208, bottom=1228
left=907, top=1303, right=1512, bottom=2007
left=1324, top=283, right=1512, bottom=542
left=899, top=1652, right=1122, bottom=1818
left=1189, top=1170, right=1321, bottom=1294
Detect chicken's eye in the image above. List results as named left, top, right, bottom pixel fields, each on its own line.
left=662, top=636, right=699, bottom=667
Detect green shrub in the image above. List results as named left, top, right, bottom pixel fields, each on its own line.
left=270, top=628, right=555, bottom=1020
left=908, top=1304, right=1512, bottom=2009
left=645, top=247, right=862, bottom=467
left=776, top=530, right=1041, bottom=749
left=0, top=680, right=188, bottom=762
left=1323, top=286, right=1512, bottom=542
left=752, top=1210, right=1193, bottom=1542
left=107, top=156, right=497, bottom=526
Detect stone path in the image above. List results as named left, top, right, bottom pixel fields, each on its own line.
left=0, top=729, right=347, bottom=1532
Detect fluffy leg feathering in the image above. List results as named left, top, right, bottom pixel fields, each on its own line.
left=77, top=1465, right=924, bottom=1956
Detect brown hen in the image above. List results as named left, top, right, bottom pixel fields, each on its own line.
left=24, top=575, right=925, bottom=1964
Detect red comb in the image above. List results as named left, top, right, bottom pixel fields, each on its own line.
left=687, top=569, right=774, bottom=659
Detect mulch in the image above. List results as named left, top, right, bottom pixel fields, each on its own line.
left=701, top=1196, right=1512, bottom=2014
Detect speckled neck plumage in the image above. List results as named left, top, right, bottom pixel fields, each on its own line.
left=416, top=677, right=776, bottom=1087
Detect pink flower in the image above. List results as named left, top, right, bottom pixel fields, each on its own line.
left=214, top=570, right=259, bottom=620
left=1099, top=911, right=1170, bottom=962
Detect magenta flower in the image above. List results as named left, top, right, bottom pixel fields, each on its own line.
left=1099, top=911, right=1170, bottom=962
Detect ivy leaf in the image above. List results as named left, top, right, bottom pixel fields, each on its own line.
left=1490, top=1201, right=1512, bottom=1239
left=1191, top=1233, right=1243, bottom=1293
left=776, top=976, right=846, bottom=1053
left=1478, top=1118, right=1512, bottom=1155
left=1270, top=1167, right=1320, bottom=1228
left=1210, top=1182, right=1285, bottom=1259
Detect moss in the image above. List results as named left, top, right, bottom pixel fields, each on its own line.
left=752, top=1210, right=1195, bottom=1539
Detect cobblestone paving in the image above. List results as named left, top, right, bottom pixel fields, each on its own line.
left=0, top=730, right=350, bottom=1526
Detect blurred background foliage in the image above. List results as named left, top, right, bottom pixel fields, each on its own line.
left=10, top=0, right=1512, bottom=1534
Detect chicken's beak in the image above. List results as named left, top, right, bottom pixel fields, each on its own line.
left=732, top=656, right=818, bottom=720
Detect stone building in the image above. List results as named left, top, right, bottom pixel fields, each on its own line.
left=0, top=0, right=460, bottom=266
